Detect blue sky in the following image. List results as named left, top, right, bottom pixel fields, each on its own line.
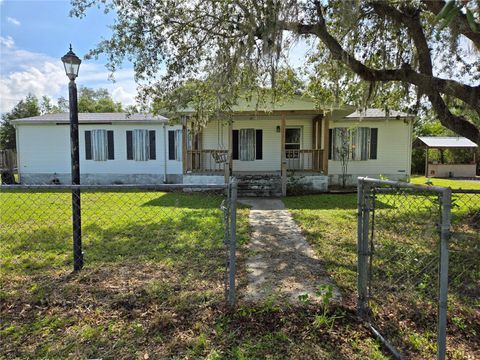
left=0, top=0, right=137, bottom=113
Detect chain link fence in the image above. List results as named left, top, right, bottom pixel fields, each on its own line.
left=0, top=181, right=238, bottom=308
left=357, top=178, right=480, bottom=360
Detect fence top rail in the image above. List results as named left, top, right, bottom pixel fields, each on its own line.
left=0, top=183, right=228, bottom=191
left=451, top=188, right=480, bottom=194
left=358, top=177, right=449, bottom=194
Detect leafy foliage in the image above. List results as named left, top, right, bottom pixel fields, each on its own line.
left=70, top=0, right=480, bottom=144
left=0, top=88, right=123, bottom=150
left=0, top=95, right=40, bottom=150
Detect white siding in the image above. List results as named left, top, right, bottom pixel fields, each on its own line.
left=328, top=119, right=412, bottom=179
left=202, top=116, right=312, bottom=172
left=16, top=123, right=183, bottom=176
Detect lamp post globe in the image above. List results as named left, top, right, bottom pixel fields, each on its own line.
left=61, top=44, right=81, bottom=81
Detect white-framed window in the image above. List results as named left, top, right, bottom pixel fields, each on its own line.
left=329, top=127, right=378, bottom=161
left=85, top=129, right=114, bottom=161
left=126, top=129, right=156, bottom=161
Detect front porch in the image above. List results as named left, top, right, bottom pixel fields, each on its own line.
left=181, top=112, right=330, bottom=195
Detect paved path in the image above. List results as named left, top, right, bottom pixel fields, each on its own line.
left=239, top=198, right=340, bottom=304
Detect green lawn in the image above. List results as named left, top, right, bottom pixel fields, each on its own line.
left=284, top=185, right=480, bottom=359
left=410, top=175, right=480, bottom=190
left=1, top=189, right=387, bottom=359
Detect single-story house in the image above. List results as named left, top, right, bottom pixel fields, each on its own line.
left=181, top=99, right=413, bottom=193
left=12, top=99, right=413, bottom=194
left=13, top=113, right=183, bottom=184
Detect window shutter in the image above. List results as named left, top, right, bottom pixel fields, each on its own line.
left=370, top=128, right=378, bottom=159
left=255, top=129, right=263, bottom=160
left=85, top=131, right=92, bottom=160
left=107, top=130, right=114, bottom=160
left=232, top=130, right=239, bottom=160
left=328, top=129, right=332, bottom=160
left=168, top=130, right=175, bottom=160
left=126, top=131, right=133, bottom=160
left=149, top=130, right=156, bottom=160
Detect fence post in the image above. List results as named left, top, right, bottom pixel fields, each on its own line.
left=437, top=188, right=451, bottom=360
left=357, top=179, right=370, bottom=317
left=228, top=178, right=238, bottom=306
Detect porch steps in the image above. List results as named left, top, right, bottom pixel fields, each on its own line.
left=236, top=175, right=283, bottom=197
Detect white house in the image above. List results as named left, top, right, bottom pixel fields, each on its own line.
left=180, top=98, right=413, bottom=193
left=13, top=113, right=183, bottom=184
left=13, top=100, right=413, bottom=194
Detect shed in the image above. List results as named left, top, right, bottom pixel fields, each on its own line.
left=413, top=136, right=478, bottom=178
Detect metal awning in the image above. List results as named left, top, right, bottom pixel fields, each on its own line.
left=413, top=136, right=478, bottom=149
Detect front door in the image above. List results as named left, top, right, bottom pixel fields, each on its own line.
left=285, top=127, right=301, bottom=170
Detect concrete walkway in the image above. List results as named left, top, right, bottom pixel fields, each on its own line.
left=239, top=198, right=340, bottom=304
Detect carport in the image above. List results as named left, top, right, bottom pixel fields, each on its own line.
left=413, top=136, right=478, bottom=178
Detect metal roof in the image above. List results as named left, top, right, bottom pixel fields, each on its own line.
left=345, top=108, right=411, bottom=119
left=12, top=112, right=168, bottom=124
left=414, top=136, right=478, bottom=148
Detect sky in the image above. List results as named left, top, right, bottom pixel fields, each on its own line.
left=0, top=0, right=137, bottom=113
left=0, top=0, right=315, bottom=115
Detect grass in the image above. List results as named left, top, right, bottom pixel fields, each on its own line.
left=410, top=175, right=480, bottom=190
left=284, top=181, right=480, bottom=359
left=1, top=188, right=386, bottom=359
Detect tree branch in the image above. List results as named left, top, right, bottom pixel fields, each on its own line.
left=423, top=0, right=480, bottom=48
left=282, top=5, right=480, bottom=144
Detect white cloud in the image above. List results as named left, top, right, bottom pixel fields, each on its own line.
left=0, top=35, right=14, bottom=49
left=0, top=38, right=138, bottom=113
left=7, top=17, right=20, bottom=26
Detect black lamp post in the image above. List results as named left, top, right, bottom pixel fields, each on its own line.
left=61, top=45, right=83, bottom=271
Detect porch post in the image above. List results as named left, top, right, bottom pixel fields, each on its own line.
left=425, top=148, right=429, bottom=177
left=182, top=116, right=187, bottom=174
left=281, top=113, right=287, bottom=196
left=225, top=121, right=232, bottom=183
left=322, top=112, right=330, bottom=174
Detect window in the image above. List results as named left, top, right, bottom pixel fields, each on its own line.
left=126, top=129, right=156, bottom=161
left=232, top=129, right=263, bottom=161
left=329, top=127, right=378, bottom=161
left=85, top=130, right=114, bottom=161
left=168, top=129, right=182, bottom=161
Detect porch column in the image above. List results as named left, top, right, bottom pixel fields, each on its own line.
left=280, top=113, right=287, bottom=196
left=312, top=114, right=323, bottom=171
left=322, top=112, right=330, bottom=174
left=182, top=116, right=188, bottom=174
left=425, top=148, right=429, bottom=177
left=225, top=121, right=232, bottom=183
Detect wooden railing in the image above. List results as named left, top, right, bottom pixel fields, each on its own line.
left=285, top=149, right=323, bottom=172
left=187, top=149, right=324, bottom=173
left=187, top=149, right=228, bottom=173
left=0, top=150, right=17, bottom=171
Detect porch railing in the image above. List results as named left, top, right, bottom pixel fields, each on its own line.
left=285, top=149, right=324, bottom=172
left=187, top=149, right=228, bottom=173
left=187, top=149, right=324, bottom=173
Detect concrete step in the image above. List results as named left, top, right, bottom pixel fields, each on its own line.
left=236, top=175, right=282, bottom=197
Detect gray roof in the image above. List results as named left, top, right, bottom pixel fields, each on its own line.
left=345, top=108, right=411, bottom=119
left=12, top=112, right=168, bottom=124
left=414, top=136, right=478, bottom=148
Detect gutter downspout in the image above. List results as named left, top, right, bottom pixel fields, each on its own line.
left=163, top=123, right=167, bottom=183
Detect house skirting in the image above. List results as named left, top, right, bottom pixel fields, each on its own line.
left=182, top=174, right=225, bottom=185
left=18, top=173, right=182, bottom=185
left=328, top=173, right=409, bottom=186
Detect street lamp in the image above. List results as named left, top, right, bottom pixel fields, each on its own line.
left=61, top=44, right=83, bottom=271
